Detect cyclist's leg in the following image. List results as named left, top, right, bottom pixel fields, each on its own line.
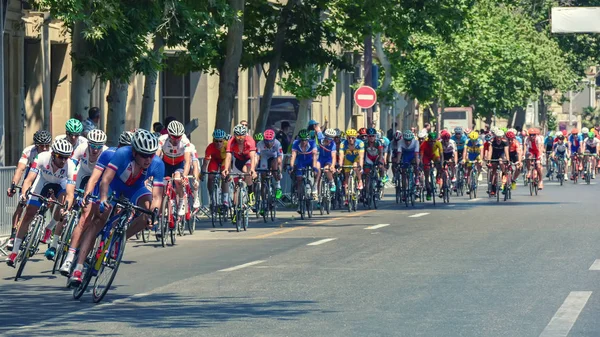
left=126, top=189, right=154, bottom=239
left=46, top=188, right=69, bottom=258
left=355, top=159, right=363, bottom=189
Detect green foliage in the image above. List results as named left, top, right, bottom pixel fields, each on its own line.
left=582, top=106, right=600, bottom=129
left=278, top=65, right=337, bottom=100
left=547, top=112, right=558, bottom=131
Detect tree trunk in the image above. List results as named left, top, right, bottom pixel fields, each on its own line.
left=215, top=0, right=245, bottom=132
left=374, top=33, right=394, bottom=132
left=105, top=79, right=129, bottom=146
left=293, top=98, right=312, bottom=137
left=538, top=93, right=546, bottom=132
left=254, top=0, right=301, bottom=133
left=70, top=20, right=92, bottom=120
left=140, top=35, right=164, bottom=131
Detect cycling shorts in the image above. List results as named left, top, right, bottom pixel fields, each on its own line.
left=231, top=157, right=251, bottom=175
left=111, top=184, right=152, bottom=206
left=509, top=152, right=519, bottom=163
left=585, top=146, right=597, bottom=154
left=318, top=157, right=333, bottom=168
left=76, top=172, right=91, bottom=190
left=443, top=152, right=454, bottom=162
left=401, top=152, right=415, bottom=164
left=259, top=156, right=277, bottom=170
left=295, top=161, right=317, bottom=177
left=207, top=160, right=223, bottom=173
left=28, top=178, right=66, bottom=207
left=467, top=153, right=481, bottom=162
left=343, top=157, right=360, bottom=173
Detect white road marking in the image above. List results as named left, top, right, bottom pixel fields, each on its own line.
left=539, top=291, right=592, bottom=337
left=467, top=198, right=481, bottom=202
left=445, top=204, right=456, bottom=207
left=365, top=224, right=390, bottom=230
left=589, top=259, right=600, bottom=270
left=218, top=260, right=265, bottom=272
left=409, top=213, right=429, bottom=218
left=307, top=238, right=337, bottom=246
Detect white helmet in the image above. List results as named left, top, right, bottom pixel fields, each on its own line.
left=132, top=129, right=159, bottom=155
left=119, top=131, right=133, bottom=146
left=394, top=130, right=403, bottom=140
left=495, top=130, right=505, bottom=137
left=582, top=127, right=589, bottom=134
left=418, top=129, right=428, bottom=139
left=52, top=138, right=74, bottom=157
left=87, top=129, right=107, bottom=145
left=233, top=124, right=247, bottom=136
left=167, top=120, right=185, bottom=137
left=324, top=128, right=337, bottom=138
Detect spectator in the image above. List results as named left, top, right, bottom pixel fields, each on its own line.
left=387, top=123, right=398, bottom=140
left=160, top=116, right=177, bottom=135
left=276, top=121, right=292, bottom=154
left=82, top=107, right=100, bottom=137
left=424, top=122, right=431, bottom=133
left=240, top=119, right=252, bottom=135
left=307, top=119, right=324, bottom=144
left=153, top=122, right=163, bottom=138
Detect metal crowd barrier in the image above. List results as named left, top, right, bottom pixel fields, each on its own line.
left=0, top=167, right=18, bottom=238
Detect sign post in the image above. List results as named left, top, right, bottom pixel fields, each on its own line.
left=354, top=86, right=377, bottom=128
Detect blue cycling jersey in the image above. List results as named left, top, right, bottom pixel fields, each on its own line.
left=107, top=146, right=165, bottom=191
left=452, top=134, right=468, bottom=150
left=318, top=141, right=336, bottom=164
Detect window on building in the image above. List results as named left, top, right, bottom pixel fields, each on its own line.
left=161, top=58, right=190, bottom=125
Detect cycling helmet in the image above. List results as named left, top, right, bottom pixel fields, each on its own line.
left=308, top=120, right=319, bottom=126
left=65, top=118, right=83, bottom=134
left=87, top=129, right=107, bottom=145
left=428, top=132, right=437, bottom=140
left=588, top=131, right=595, bottom=139
left=440, top=130, right=451, bottom=140
left=394, top=130, right=403, bottom=140
left=167, top=120, right=185, bottom=137
left=33, top=130, right=52, bottom=145
left=495, top=130, right=505, bottom=137
left=51, top=138, right=73, bottom=156
left=506, top=131, right=516, bottom=139
left=254, top=133, right=264, bottom=141
left=358, top=128, right=367, bottom=136
left=264, top=129, right=275, bottom=141
left=582, top=127, right=589, bottom=134
left=119, top=131, right=133, bottom=146
left=334, top=128, right=341, bottom=137
left=367, top=128, right=377, bottom=136
left=418, top=130, right=428, bottom=139
left=501, top=127, right=508, bottom=132
left=132, top=129, right=159, bottom=155
left=557, top=134, right=565, bottom=140
left=213, top=129, right=226, bottom=140
left=298, top=129, right=309, bottom=140
left=339, top=131, right=346, bottom=139
left=468, top=131, right=479, bottom=140
left=233, top=124, right=248, bottom=136
left=454, top=127, right=463, bottom=134
left=324, top=128, right=337, bottom=138
left=528, top=128, right=540, bottom=135
left=484, top=134, right=493, bottom=142
left=346, top=129, right=358, bottom=137
left=508, top=128, right=517, bottom=134
left=561, top=130, right=567, bottom=136
left=403, top=130, right=414, bottom=141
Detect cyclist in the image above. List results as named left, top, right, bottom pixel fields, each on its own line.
left=377, top=129, right=391, bottom=184
left=188, top=143, right=201, bottom=209
left=5, top=139, right=77, bottom=267
left=544, top=132, right=556, bottom=178
left=222, top=124, right=257, bottom=209
left=583, top=130, right=599, bottom=179
left=364, top=128, right=385, bottom=188
left=256, top=129, right=284, bottom=199
left=524, top=128, right=544, bottom=190
left=6, top=130, right=52, bottom=249
left=55, top=118, right=88, bottom=154
left=358, top=127, right=368, bottom=143
left=395, top=130, right=420, bottom=201
left=157, top=121, right=194, bottom=216
left=333, top=129, right=343, bottom=151
left=289, top=129, right=319, bottom=208
left=417, top=129, right=427, bottom=144
left=338, top=128, right=365, bottom=192
left=452, top=127, right=468, bottom=165
left=44, top=129, right=108, bottom=260
left=317, top=128, right=338, bottom=194
left=551, top=133, right=569, bottom=181
left=98, top=129, right=163, bottom=240
left=440, top=130, right=458, bottom=192
left=201, top=129, right=229, bottom=206
left=506, top=130, right=522, bottom=190
left=420, top=132, right=442, bottom=201
left=464, top=131, right=483, bottom=194
left=487, top=130, right=509, bottom=196
left=568, top=128, right=583, bottom=180
left=58, top=131, right=132, bottom=279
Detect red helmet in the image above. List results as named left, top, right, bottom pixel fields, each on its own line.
left=506, top=131, right=515, bottom=139
left=263, top=129, right=275, bottom=141
left=358, top=128, right=367, bottom=136
left=440, top=130, right=451, bottom=140
left=562, top=130, right=567, bottom=136
left=528, top=128, right=540, bottom=135
left=571, top=128, right=579, bottom=135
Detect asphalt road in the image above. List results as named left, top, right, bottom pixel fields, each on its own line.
left=1, top=177, right=600, bottom=337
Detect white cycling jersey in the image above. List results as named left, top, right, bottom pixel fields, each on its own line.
left=19, top=145, right=47, bottom=166
left=257, top=140, right=283, bottom=160
left=441, top=139, right=457, bottom=153
left=584, top=137, right=600, bottom=152
left=396, top=139, right=419, bottom=153
left=30, top=151, right=78, bottom=185
left=71, top=143, right=109, bottom=176
left=158, top=134, right=193, bottom=166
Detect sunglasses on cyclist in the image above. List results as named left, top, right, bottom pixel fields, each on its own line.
left=66, top=132, right=80, bottom=137
left=368, top=135, right=376, bottom=137
left=347, top=137, right=356, bottom=140
left=169, top=135, right=182, bottom=141
left=54, top=153, right=70, bottom=160
left=136, top=152, right=155, bottom=159
left=235, top=135, right=245, bottom=140
left=264, top=139, right=274, bottom=144
left=214, top=140, right=224, bottom=143
left=89, top=144, right=103, bottom=150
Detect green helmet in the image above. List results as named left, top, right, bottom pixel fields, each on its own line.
left=66, top=118, right=83, bottom=134
left=501, top=127, right=508, bottom=132
left=588, top=131, right=595, bottom=139
left=298, top=129, right=309, bottom=140
left=254, top=133, right=264, bottom=141
left=428, top=132, right=437, bottom=140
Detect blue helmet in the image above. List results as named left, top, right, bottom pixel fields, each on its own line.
left=213, top=129, right=226, bottom=140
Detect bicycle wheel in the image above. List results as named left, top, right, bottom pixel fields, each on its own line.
left=496, top=172, right=501, bottom=203
left=15, top=216, right=44, bottom=281
left=253, top=182, right=261, bottom=219
left=53, top=211, right=77, bottom=274
left=586, top=163, right=591, bottom=185
left=242, top=203, right=249, bottom=231
left=169, top=226, right=176, bottom=245
left=92, top=229, right=126, bottom=303
left=159, top=196, right=169, bottom=247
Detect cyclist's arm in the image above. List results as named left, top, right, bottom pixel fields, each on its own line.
left=331, top=150, right=337, bottom=167
left=182, top=151, right=192, bottom=177
left=249, top=150, right=257, bottom=172
left=223, top=153, right=232, bottom=172
left=358, top=150, right=365, bottom=167
left=85, top=167, right=103, bottom=196
left=192, top=158, right=200, bottom=179
left=20, top=170, right=38, bottom=199
left=504, top=146, right=509, bottom=162
left=99, top=168, right=116, bottom=202
left=337, top=151, right=345, bottom=166
left=150, top=185, right=164, bottom=212
left=312, top=149, right=318, bottom=168
left=289, top=151, right=297, bottom=170
left=11, top=162, right=27, bottom=187
left=64, top=183, right=76, bottom=211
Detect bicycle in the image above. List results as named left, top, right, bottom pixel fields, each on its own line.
left=570, top=153, right=581, bottom=184
left=399, top=163, right=416, bottom=207
left=331, top=170, right=345, bottom=210
left=487, top=159, right=504, bottom=202
left=71, top=197, right=156, bottom=303
left=255, top=169, right=279, bottom=222
left=455, top=161, right=465, bottom=197
left=545, top=151, right=554, bottom=181
left=295, top=167, right=315, bottom=220
left=524, top=158, right=540, bottom=196
left=52, top=188, right=87, bottom=275
left=581, top=153, right=596, bottom=185
left=466, top=161, right=479, bottom=199
left=13, top=189, right=66, bottom=281
left=503, top=163, right=515, bottom=201
left=425, top=161, right=437, bottom=205
left=176, top=176, right=195, bottom=237
left=341, top=165, right=359, bottom=212
left=555, top=156, right=566, bottom=186
left=156, top=176, right=178, bottom=247
left=229, top=173, right=250, bottom=231
left=440, top=160, right=453, bottom=204
left=318, top=167, right=333, bottom=215
left=362, top=163, right=380, bottom=209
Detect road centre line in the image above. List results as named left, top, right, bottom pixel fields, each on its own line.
left=589, top=259, right=600, bottom=270
left=409, top=213, right=429, bottom=218
left=467, top=198, right=481, bottom=202
left=365, top=224, right=390, bottom=230
left=307, top=238, right=337, bottom=246
left=218, top=260, right=265, bottom=272
left=539, top=291, right=592, bottom=337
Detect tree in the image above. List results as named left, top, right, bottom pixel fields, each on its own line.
left=582, top=106, right=600, bottom=129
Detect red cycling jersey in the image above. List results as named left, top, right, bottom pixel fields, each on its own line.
left=227, top=136, right=256, bottom=161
